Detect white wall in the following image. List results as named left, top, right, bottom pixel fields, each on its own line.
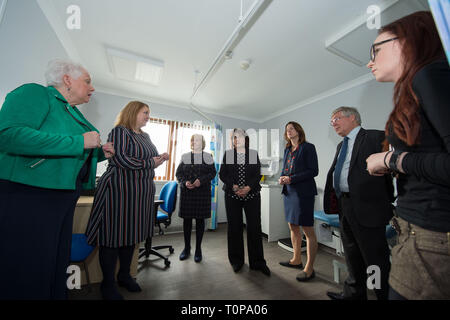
left=77, top=91, right=261, bottom=144
left=0, top=0, right=68, bottom=104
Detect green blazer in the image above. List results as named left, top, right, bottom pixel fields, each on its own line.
left=0, top=83, right=105, bottom=190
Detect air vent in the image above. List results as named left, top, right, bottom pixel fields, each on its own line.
left=325, top=0, right=430, bottom=66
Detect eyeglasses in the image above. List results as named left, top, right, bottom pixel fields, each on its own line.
left=330, top=117, right=342, bottom=126
left=369, top=37, right=398, bottom=62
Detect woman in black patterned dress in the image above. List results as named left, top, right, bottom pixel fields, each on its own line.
left=85, top=101, right=168, bottom=300
left=219, top=128, right=270, bottom=276
left=175, top=134, right=216, bottom=262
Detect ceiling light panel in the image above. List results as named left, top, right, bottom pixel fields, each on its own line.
left=106, top=47, right=164, bottom=86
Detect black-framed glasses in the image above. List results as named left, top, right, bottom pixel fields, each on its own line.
left=370, top=37, right=398, bottom=62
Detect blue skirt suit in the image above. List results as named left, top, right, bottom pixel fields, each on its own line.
left=281, top=142, right=319, bottom=226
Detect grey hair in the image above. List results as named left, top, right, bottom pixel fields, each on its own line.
left=332, top=106, right=362, bottom=125
left=45, top=59, right=85, bottom=87
left=232, top=128, right=247, bottom=138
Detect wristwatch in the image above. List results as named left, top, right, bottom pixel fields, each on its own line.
left=389, top=149, right=402, bottom=173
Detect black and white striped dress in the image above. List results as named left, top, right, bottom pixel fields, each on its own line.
left=85, top=125, right=159, bottom=248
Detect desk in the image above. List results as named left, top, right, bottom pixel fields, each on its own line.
left=73, top=196, right=139, bottom=285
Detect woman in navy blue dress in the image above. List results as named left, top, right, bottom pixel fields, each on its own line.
left=279, top=121, right=318, bottom=282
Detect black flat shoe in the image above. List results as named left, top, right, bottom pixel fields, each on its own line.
left=100, top=282, right=124, bottom=300
left=326, top=291, right=367, bottom=300
left=296, top=270, right=315, bottom=282
left=279, top=261, right=303, bottom=269
left=117, top=275, right=142, bottom=292
left=194, top=249, right=202, bottom=263
left=231, top=263, right=243, bottom=273
left=259, top=265, right=271, bottom=277
left=250, top=265, right=271, bottom=277
left=179, top=248, right=190, bottom=261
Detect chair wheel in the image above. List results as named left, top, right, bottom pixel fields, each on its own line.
left=165, top=260, right=171, bottom=267
left=169, top=248, right=174, bottom=254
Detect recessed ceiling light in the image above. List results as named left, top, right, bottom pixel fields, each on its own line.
left=106, top=47, right=164, bottom=86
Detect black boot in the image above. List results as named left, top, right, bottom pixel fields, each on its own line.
left=99, top=246, right=124, bottom=300
left=180, top=218, right=192, bottom=261
left=117, top=245, right=141, bottom=292
left=194, top=219, right=204, bottom=263
left=194, top=248, right=202, bottom=262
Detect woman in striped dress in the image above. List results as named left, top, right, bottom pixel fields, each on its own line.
left=85, top=101, right=168, bottom=300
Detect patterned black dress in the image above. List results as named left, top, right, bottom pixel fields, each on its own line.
left=85, top=126, right=159, bottom=248
left=175, top=152, right=216, bottom=219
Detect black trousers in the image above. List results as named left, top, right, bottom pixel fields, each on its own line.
left=224, top=194, right=266, bottom=268
left=338, top=196, right=391, bottom=300
left=0, top=180, right=81, bottom=300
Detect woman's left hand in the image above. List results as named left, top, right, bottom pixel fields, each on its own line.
left=102, top=142, right=115, bottom=158
left=160, top=153, right=170, bottom=161
left=366, top=151, right=390, bottom=176
left=193, top=179, right=201, bottom=187
left=236, top=186, right=250, bottom=197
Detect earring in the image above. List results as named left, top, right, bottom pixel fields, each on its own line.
left=67, top=87, right=71, bottom=91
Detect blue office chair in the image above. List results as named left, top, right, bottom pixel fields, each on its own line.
left=70, top=233, right=95, bottom=292
left=139, top=181, right=177, bottom=267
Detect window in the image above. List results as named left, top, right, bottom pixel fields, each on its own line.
left=142, top=118, right=211, bottom=181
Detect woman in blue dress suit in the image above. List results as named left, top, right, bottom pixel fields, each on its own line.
left=278, top=121, right=319, bottom=282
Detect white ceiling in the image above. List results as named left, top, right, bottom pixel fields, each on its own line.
left=36, top=0, right=429, bottom=122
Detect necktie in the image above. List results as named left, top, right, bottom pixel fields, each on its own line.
left=333, top=136, right=349, bottom=197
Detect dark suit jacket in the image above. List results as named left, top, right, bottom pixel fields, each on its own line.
left=281, top=142, right=318, bottom=197
left=323, top=128, right=394, bottom=227
left=219, top=149, right=261, bottom=195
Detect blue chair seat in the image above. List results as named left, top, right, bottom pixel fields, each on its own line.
left=156, top=211, right=169, bottom=221
left=385, top=224, right=396, bottom=239
left=314, top=210, right=340, bottom=228
left=71, top=233, right=94, bottom=262
left=70, top=233, right=95, bottom=292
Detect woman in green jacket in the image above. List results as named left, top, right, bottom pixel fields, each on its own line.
left=0, top=59, right=114, bottom=300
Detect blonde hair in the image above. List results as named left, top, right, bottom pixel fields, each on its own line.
left=191, top=134, right=206, bottom=150
left=115, top=101, right=149, bottom=130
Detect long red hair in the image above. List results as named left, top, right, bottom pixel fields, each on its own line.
left=381, top=11, right=445, bottom=148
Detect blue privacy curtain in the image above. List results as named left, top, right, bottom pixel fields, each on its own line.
left=208, top=123, right=222, bottom=230
left=429, top=0, right=450, bottom=63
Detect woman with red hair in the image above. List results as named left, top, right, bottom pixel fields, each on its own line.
left=366, top=11, right=450, bottom=299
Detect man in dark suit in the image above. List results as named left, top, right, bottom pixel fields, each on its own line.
left=324, top=106, right=394, bottom=300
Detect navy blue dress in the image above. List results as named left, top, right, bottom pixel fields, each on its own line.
left=281, top=142, right=319, bottom=226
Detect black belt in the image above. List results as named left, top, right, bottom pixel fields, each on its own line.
left=340, top=192, right=350, bottom=198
